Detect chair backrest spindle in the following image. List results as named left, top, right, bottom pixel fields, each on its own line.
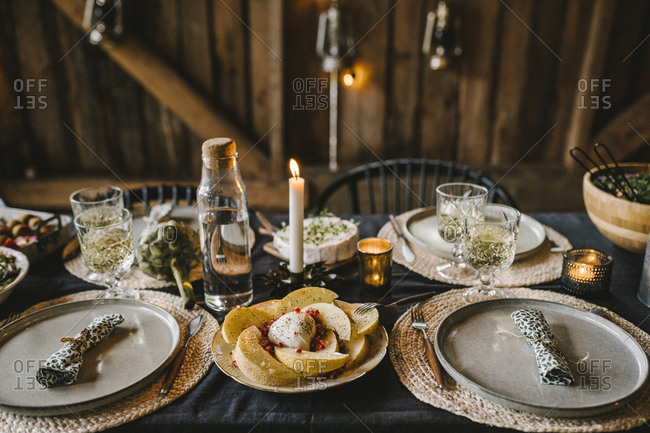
left=365, top=168, right=376, bottom=214
left=313, top=158, right=517, bottom=214
left=379, top=166, right=388, bottom=214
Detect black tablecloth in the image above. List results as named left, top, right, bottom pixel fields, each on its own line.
left=1, top=213, right=647, bottom=433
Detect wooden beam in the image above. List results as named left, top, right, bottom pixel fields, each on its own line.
left=0, top=178, right=298, bottom=214
left=47, top=0, right=267, bottom=176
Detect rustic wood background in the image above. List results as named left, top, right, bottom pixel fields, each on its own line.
left=0, top=0, right=648, bottom=212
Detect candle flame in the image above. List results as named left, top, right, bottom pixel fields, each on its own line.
left=290, top=159, right=300, bottom=178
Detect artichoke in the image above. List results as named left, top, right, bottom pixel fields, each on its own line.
left=137, top=220, right=200, bottom=309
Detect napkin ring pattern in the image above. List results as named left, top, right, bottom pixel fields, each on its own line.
left=511, top=309, right=574, bottom=386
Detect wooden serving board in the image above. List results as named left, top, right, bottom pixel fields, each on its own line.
left=262, top=242, right=357, bottom=271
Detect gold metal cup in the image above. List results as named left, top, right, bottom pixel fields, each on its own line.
left=357, top=238, right=393, bottom=296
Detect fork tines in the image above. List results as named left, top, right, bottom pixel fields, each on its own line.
left=354, top=303, right=378, bottom=316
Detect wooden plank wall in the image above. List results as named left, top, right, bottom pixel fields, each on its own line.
left=0, top=0, right=649, bottom=191
left=286, top=0, right=650, bottom=167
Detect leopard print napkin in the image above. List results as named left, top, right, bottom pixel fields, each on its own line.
left=511, top=309, right=574, bottom=386
left=36, top=314, right=125, bottom=388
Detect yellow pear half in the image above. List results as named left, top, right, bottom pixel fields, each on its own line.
left=253, top=299, right=281, bottom=317
left=233, top=326, right=300, bottom=386
left=305, top=302, right=351, bottom=340
left=343, top=327, right=369, bottom=368
left=319, top=330, right=339, bottom=353
left=274, top=347, right=349, bottom=376
left=336, top=301, right=379, bottom=336
left=277, top=286, right=339, bottom=314
left=222, top=307, right=275, bottom=344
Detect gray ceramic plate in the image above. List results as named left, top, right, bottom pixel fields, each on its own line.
left=0, top=299, right=181, bottom=415
left=434, top=299, right=649, bottom=417
left=403, top=208, right=546, bottom=261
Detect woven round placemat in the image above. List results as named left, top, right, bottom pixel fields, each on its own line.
left=390, top=287, right=650, bottom=432
left=0, top=290, right=219, bottom=433
left=379, top=209, right=573, bottom=287
left=64, top=255, right=203, bottom=289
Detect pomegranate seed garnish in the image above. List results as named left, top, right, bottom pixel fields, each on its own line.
left=294, top=307, right=301, bottom=313
left=277, top=342, right=283, bottom=347
left=296, top=348, right=302, bottom=353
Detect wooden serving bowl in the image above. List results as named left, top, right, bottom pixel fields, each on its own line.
left=583, top=163, right=650, bottom=254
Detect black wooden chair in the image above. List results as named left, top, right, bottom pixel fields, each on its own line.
left=123, top=185, right=197, bottom=210
left=313, top=158, right=517, bottom=214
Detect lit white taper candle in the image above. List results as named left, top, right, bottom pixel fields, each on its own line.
left=289, top=159, right=304, bottom=274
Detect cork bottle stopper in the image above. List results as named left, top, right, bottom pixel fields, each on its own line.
left=202, top=138, right=236, bottom=159
left=202, top=138, right=236, bottom=169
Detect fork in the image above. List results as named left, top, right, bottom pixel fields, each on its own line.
left=411, top=305, right=444, bottom=388
left=0, top=312, right=20, bottom=328
left=353, top=290, right=444, bottom=316
left=546, top=232, right=564, bottom=253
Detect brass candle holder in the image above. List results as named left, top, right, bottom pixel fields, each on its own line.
left=357, top=238, right=393, bottom=297
left=561, top=248, right=613, bottom=296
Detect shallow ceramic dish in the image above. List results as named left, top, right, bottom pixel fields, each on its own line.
left=0, top=207, right=73, bottom=262
left=434, top=299, right=649, bottom=417
left=211, top=300, right=388, bottom=393
left=0, top=299, right=181, bottom=415
left=403, top=208, right=546, bottom=261
left=0, top=247, right=29, bottom=305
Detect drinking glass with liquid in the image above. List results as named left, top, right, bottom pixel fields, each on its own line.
left=198, top=138, right=253, bottom=311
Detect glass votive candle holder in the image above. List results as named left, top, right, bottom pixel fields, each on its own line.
left=561, top=248, right=613, bottom=296
left=358, top=238, right=393, bottom=297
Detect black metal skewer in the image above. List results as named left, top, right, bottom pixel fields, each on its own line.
left=593, top=143, right=639, bottom=202
left=569, top=144, right=638, bottom=202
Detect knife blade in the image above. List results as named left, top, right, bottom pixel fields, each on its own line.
left=389, top=215, right=415, bottom=263
left=159, top=314, right=204, bottom=397
left=255, top=211, right=279, bottom=236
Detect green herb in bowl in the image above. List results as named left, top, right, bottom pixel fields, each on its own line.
left=0, top=253, right=20, bottom=288
left=595, top=173, right=650, bottom=204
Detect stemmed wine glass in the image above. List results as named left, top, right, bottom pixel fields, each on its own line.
left=462, top=204, right=520, bottom=303
left=69, top=186, right=124, bottom=282
left=74, top=207, right=139, bottom=299
left=435, top=183, right=488, bottom=281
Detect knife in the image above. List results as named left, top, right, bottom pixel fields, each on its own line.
left=256, top=211, right=279, bottom=236
left=389, top=215, right=415, bottom=263
left=160, top=314, right=204, bottom=397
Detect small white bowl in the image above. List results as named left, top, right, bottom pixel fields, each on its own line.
left=0, top=247, right=29, bottom=305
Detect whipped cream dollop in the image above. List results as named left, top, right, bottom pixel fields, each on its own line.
left=268, top=312, right=316, bottom=350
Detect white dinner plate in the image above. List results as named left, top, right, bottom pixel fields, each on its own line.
left=403, top=208, right=546, bottom=261
left=211, top=300, right=388, bottom=393
left=0, top=247, right=29, bottom=305
left=0, top=299, right=181, bottom=415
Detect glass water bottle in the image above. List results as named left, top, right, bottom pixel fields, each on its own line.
left=198, top=138, right=253, bottom=311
